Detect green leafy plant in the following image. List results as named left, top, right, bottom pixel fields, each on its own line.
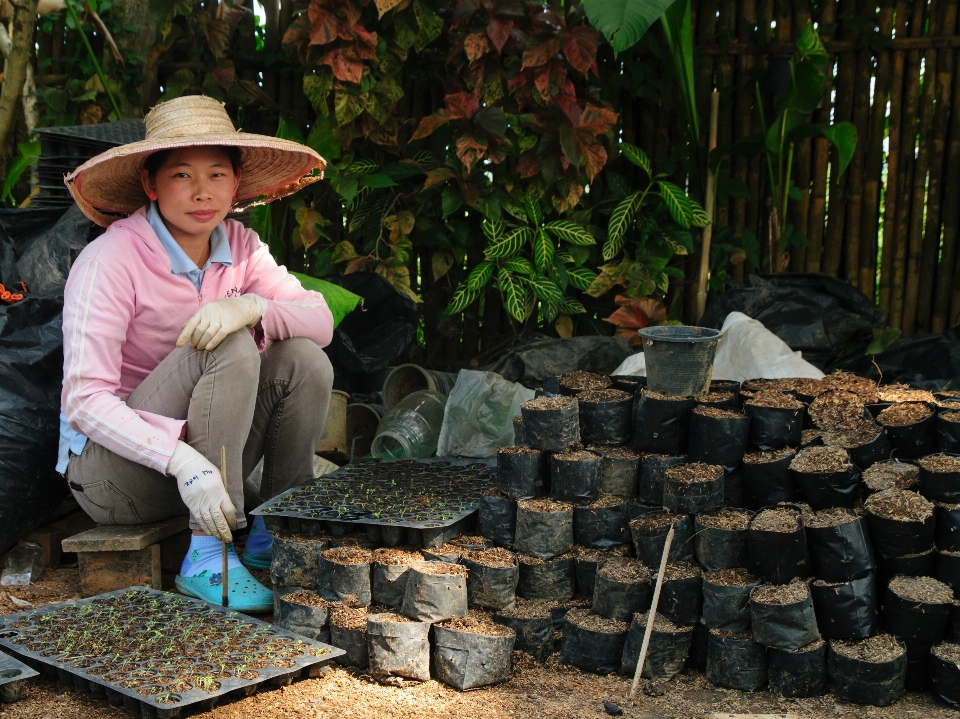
left=866, top=327, right=901, bottom=356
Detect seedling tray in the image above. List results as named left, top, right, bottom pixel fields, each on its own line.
left=252, top=458, right=497, bottom=531
left=0, top=587, right=343, bottom=718
left=0, top=649, right=38, bottom=703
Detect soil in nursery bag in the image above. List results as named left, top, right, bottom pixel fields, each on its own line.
left=789, top=446, right=862, bottom=509
left=936, top=549, right=960, bottom=597
left=449, top=534, right=494, bottom=552
left=479, top=488, right=517, bottom=549
left=805, top=507, right=875, bottom=582
left=559, top=370, right=612, bottom=395
left=811, top=575, right=878, bottom=640
left=750, top=581, right=820, bottom=651
left=801, top=428, right=824, bottom=448
left=517, top=552, right=576, bottom=602
left=768, top=638, right=827, bottom=698
left=637, top=453, right=687, bottom=505
left=880, top=387, right=937, bottom=404
left=588, top=445, right=640, bottom=498
left=877, top=402, right=937, bottom=458
left=864, top=488, right=935, bottom=559
left=367, top=612, right=432, bottom=681
left=629, top=511, right=694, bottom=567
left=882, top=575, right=953, bottom=643
left=937, top=502, right=960, bottom=552
left=433, top=611, right=515, bottom=690
left=876, top=550, right=936, bottom=588
left=660, top=562, right=703, bottom=626
left=592, top=558, right=652, bottom=622
left=520, top=395, right=580, bottom=452
left=611, top=374, right=644, bottom=393
left=271, top=532, right=328, bottom=589
left=696, top=508, right=753, bottom=571
left=493, top=600, right=554, bottom=661
left=559, top=608, right=629, bottom=675
left=462, top=548, right=519, bottom=611
left=748, top=507, right=810, bottom=584
left=515, top=498, right=573, bottom=559
left=275, top=589, right=333, bottom=642
left=572, top=544, right=629, bottom=599
left=621, top=613, right=693, bottom=680
left=329, top=603, right=373, bottom=669
left=573, top=494, right=629, bottom=550
left=421, top=544, right=462, bottom=564
left=632, top=390, right=696, bottom=456
left=663, top=462, right=724, bottom=515
left=549, top=449, right=600, bottom=503
left=702, top=568, right=762, bottom=632
left=862, top=460, right=920, bottom=495
left=828, top=634, right=906, bottom=707
left=400, top=562, right=468, bottom=623
left=705, top=629, right=768, bottom=691
left=697, top=389, right=739, bottom=409
left=930, top=641, right=960, bottom=706
left=371, top=548, right=423, bottom=608
left=497, top=446, right=547, bottom=500
left=939, top=411, right=960, bottom=453
left=743, top=391, right=804, bottom=450
left=578, top=388, right=632, bottom=446
left=741, top=447, right=798, bottom=509
left=822, top=420, right=891, bottom=470
left=319, top=546, right=373, bottom=605
left=809, top=390, right=866, bottom=431
left=919, top=454, right=960, bottom=504
left=688, top=406, right=750, bottom=471
left=549, top=597, right=592, bottom=630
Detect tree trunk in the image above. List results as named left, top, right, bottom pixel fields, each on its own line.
left=0, top=0, right=39, bottom=176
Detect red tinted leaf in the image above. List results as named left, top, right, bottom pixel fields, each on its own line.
left=534, top=66, right=551, bottom=102
left=320, top=48, right=364, bottom=84
left=211, top=61, right=236, bottom=88
left=308, top=10, right=339, bottom=45
left=517, top=152, right=540, bottom=179
left=576, top=104, right=619, bottom=134
left=446, top=90, right=480, bottom=119
left=614, top=327, right=644, bottom=347
left=487, top=18, right=512, bottom=53
left=580, top=142, right=607, bottom=181
left=464, top=32, right=490, bottom=62
left=411, top=110, right=453, bottom=140
left=563, top=26, right=599, bottom=76
left=521, top=36, right=561, bottom=69
left=603, top=304, right=651, bottom=330
left=455, top=134, right=487, bottom=172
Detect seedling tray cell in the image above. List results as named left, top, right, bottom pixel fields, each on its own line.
left=252, top=458, right=497, bottom=531
left=0, top=649, right=38, bottom=703
left=0, top=587, right=343, bottom=718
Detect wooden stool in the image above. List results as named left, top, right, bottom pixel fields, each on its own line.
left=61, top=517, right=190, bottom=597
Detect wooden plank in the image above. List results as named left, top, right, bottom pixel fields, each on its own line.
left=62, top=516, right=190, bottom=553
left=23, top=510, right=97, bottom=568
left=77, top=545, right=162, bottom=598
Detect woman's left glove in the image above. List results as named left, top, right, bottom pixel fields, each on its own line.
left=177, top=294, right=267, bottom=351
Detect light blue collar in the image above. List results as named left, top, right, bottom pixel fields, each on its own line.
left=146, top=202, right=232, bottom=275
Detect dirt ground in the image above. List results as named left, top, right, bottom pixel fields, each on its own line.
left=1, top=567, right=957, bottom=719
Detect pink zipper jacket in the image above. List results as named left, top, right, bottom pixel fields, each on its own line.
left=61, top=207, right=333, bottom=474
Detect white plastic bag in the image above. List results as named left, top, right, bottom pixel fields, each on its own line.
left=437, top=370, right=535, bottom=458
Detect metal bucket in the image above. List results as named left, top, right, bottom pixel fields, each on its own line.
left=316, top=389, right=350, bottom=454
left=382, top=364, right=458, bottom=409
left=638, top=326, right=721, bottom=397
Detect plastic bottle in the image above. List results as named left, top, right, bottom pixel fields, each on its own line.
left=370, top=390, right=448, bottom=458
left=1, top=541, right=46, bottom=586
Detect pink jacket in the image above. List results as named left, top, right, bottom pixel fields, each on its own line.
left=61, top=208, right=333, bottom=474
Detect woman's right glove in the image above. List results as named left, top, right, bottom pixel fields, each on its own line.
left=167, top=441, right=237, bottom=542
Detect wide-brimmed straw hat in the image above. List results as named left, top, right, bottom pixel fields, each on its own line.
left=65, top=95, right=325, bottom=227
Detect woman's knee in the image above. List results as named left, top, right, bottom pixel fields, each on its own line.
left=266, top=338, right=333, bottom=390
left=210, top=329, right=261, bottom=378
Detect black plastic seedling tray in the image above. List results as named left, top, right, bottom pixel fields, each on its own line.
left=252, top=458, right=496, bottom=534
left=0, top=587, right=343, bottom=718
left=0, top=649, right=38, bottom=703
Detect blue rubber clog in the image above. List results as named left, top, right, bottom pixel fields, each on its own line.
left=174, top=564, right=273, bottom=613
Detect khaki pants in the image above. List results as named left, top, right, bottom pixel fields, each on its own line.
left=67, top=331, right=333, bottom=531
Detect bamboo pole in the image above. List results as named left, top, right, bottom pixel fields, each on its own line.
left=889, top=0, right=927, bottom=330
left=790, top=0, right=814, bottom=273
left=629, top=526, right=675, bottom=700
left=860, top=0, right=896, bottom=301
left=917, top=0, right=958, bottom=333
left=807, top=0, right=837, bottom=273
left=901, top=0, right=939, bottom=335
left=936, top=7, right=960, bottom=332
left=741, top=0, right=762, bottom=278
left=696, top=92, right=721, bottom=322
left=768, top=1, right=792, bottom=274
left=822, top=0, right=857, bottom=278
left=753, top=0, right=774, bottom=274
left=715, top=0, right=737, bottom=241
left=879, top=0, right=911, bottom=316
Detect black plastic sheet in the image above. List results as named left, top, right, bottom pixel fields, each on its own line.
left=810, top=575, right=878, bottom=640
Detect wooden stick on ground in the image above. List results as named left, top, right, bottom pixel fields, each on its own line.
left=629, top=525, right=675, bottom=699
left=220, top=445, right=229, bottom=608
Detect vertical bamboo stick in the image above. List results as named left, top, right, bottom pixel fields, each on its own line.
left=790, top=1, right=813, bottom=273
left=807, top=0, right=837, bottom=273
left=897, top=0, right=936, bottom=334
left=917, top=0, right=958, bottom=333
left=822, top=0, right=858, bottom=278
left=860, top=0, right=896, bottom=302
left=936, top=6, right=960, bottom=332
left=879, top=0, right=911, bottom=316
left=768, top=2, right=792, bottom=274
left=696, top=92, right=721, bottom=321
left=736, top=0, right=759, bottom=280
left=715, top=0, right=737, bottom=241
left=752, top=0, right=774, bottom=275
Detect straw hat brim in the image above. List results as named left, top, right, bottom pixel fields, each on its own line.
left=65, top=133, right=325, bottom=227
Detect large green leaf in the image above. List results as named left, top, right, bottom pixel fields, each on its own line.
left=866, top=326, right=901, bottom=356
left=528, top=276, right=565, bottom=304
left=534, top=229, right=555, bottom=274
left=583, top=0, right=681, bottom=55
left=544, top=220, right=596, bottom=246
left=499, top=269, right=527, bottom=321
left=821, top=122, right=858, bottom=177
left=567, top=267, right=598, bottom=291
left=660, top=0, right=699, bottom=139
left=445, top=283, right=480, bottom=314
left=290, top=273, right=361, bottom=328
left=1, top=141, right=40, bottom=204
left=657, top=180, right=694, bottom=228
left=465, top=261, right=494, bottom=291
left=482, top=218, right=504, bottom=245
left=524, top=194, right=544, bottom=226
left=604, top=191, right=643, bottom=260
left=504, top=257, right=535, bottom=276
left=620, top=142, right=651, bottom=175
left=484, top=227, right=531, bottom=259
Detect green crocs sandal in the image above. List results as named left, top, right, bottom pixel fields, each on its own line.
left=175, top=565, right=273, bottom=613
left=240, top=550, right=272, bottom=570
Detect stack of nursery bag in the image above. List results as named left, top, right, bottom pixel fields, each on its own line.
left=468, top=365, right=960, bottom=708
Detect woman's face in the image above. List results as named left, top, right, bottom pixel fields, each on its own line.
left=140, top=146, right=241, bottom=243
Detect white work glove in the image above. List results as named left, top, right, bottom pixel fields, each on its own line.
left=167, top=441, right=237, bottom=542
left=177, top=294, right=267, bottom=351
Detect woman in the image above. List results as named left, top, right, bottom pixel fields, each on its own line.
left=61, top=95, right=332, bottom=611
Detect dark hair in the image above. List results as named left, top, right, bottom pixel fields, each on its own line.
left=142, top=145, right=242, bottom=178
